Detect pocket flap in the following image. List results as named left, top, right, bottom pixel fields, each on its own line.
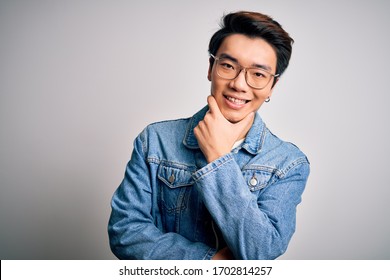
left=242, top=169, right=273, bottom=191
left=158, top=163, right=195, bottom=188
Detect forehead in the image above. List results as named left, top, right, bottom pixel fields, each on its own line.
left=216, top=34, right=277, bottom=70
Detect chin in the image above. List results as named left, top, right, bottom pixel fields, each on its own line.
left=224, top=113, right=245, bottom=124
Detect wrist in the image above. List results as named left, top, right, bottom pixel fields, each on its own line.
left=206, top=151, right=226, bottom=163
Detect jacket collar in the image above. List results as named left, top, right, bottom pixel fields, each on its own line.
left=183, top=105, right=266, bottom=155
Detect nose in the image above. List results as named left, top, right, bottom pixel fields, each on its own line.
left=229, top=69, right=248, bottom=92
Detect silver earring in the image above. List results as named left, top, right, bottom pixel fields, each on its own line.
left=265, top=97, right=270, bottom=103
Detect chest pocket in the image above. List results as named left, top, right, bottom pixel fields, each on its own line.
left=242, top=169, right=274, bottom=192
left=157, top=162, right=195, bottom=213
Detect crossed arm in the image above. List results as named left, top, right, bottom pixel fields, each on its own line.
left=108, top=96, right=309, bottom=259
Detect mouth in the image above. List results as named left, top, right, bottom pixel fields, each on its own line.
left=223, top=95, right=250, bottom=105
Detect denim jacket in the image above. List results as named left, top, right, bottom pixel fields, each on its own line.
left=108, top=106, right=310, bottom=260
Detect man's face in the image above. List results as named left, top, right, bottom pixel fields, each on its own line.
left=208, top=34, right=278, bottom=123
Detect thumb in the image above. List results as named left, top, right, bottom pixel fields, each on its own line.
left=207, top=95, right=223, bottom=117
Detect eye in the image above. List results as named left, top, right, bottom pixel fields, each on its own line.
left=221, top=62, right=234, bottom=70
left=251, top=70, right=267, bottom=79
left=218, top=59, right=235, bottom=70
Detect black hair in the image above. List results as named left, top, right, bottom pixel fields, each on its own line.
left=208, top=11, right=294, bottom=77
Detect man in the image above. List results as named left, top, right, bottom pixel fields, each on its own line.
left=108, top=11, right=310, bottom=260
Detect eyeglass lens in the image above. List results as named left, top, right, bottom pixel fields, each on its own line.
left=216, top=58, right=273, bottom=89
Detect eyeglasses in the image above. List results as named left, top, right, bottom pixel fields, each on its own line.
left=210, top=54, right=279, bottom=89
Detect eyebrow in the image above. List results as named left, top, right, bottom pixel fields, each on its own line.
left=219, top=53, right=273, bottom=72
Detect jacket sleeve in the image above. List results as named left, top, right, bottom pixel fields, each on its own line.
left=108, top=131, right=216, bottom=260
left=192, top=153, right=310, bottom=260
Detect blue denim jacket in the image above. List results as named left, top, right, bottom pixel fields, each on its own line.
left=108, top=106, right=310, bottom=260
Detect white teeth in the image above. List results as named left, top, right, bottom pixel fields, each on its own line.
left=226, top=96, right=246, bottom=105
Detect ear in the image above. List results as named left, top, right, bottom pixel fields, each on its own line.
left=271, top=77, right=279, bottom=89
left=207, top=64, right=213, bottom=82
left=207, top=58, right=213, bottom=81
left=267, top=77, right=279, bottom=99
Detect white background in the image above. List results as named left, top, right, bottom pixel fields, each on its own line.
left=0, top=0, right=389, bottom=259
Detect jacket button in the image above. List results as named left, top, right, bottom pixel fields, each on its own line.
left=249, top=176, right=258, bottom=187
left=168, top=174, right=175, bottom=183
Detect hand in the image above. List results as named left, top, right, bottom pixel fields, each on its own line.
left=212, top=247, right=235, bottom=260
left=194, top=95, right=254, bottom=163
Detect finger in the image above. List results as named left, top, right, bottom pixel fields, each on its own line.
left=193, top=123, right=202, bottom=139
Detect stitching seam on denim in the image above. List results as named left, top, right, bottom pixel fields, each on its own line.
left=193, top=156, right=234, bottom=181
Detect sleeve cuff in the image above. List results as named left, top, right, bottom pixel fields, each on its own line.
left=192, top=153, right=234, bottom=182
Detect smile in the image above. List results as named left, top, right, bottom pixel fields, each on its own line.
left=224, top=95, right=249, bottom=105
